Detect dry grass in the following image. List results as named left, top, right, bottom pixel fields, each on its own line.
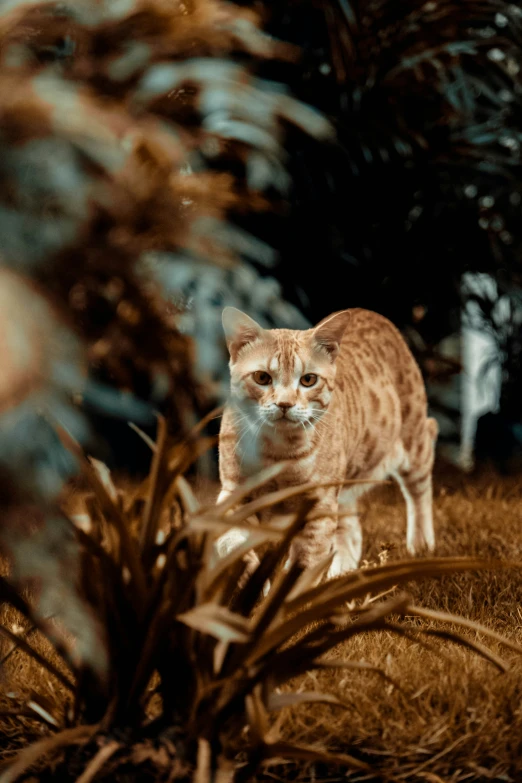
left=262, top=463, right=522, bottom=782
left=1, top=463, right=522, bottom=781
left=0, top=587, right=70, bottom=761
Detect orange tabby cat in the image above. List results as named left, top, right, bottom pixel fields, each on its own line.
left=217, top=307, right=437, bottom=578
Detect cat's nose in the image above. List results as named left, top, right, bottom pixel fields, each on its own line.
left=277, top=401, right=294, bottom=410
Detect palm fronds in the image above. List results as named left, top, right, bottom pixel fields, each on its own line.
left=252, top=1, right=522, bottom=340
left=0, top=0, right=333, bottom=664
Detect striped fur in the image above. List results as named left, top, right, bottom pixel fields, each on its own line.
left=217, top=307, right=437, bottom=579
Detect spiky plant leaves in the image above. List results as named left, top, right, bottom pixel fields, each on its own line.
left=239, top=684, right=371, bottom=777
left=417, top=627, right=509, bottom=673
left=2, top=422, right=522, bottom=780
left=254, top=0, right=522, bottom=353
left=177, top=604, right=251, bottom=644
left=408, top=603, right=522, bottom=655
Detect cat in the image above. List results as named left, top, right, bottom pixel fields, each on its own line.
left=216, top=306, right=438, bottom=579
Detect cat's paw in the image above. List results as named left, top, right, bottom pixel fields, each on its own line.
left=326, top=551, right=359, bottom=579
left=215, top=527, right=249, bottom=558
left=406, top=528, right=435, bottom=555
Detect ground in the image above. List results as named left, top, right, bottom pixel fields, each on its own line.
left=263, top=462, right=522, bottom=782
left=2, top=462, right=522, bottom=781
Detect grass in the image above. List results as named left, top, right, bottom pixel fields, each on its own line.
left=256, top=463, right=522, bottom=782
left=1, top=461, right=522, bottom=781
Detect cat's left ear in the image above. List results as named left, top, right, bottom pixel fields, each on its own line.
left=222, top=307, right=264, bottom=361
left=311, top=310, right=351, bottom=361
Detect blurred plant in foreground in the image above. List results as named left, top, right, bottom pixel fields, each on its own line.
left=0, top=0, right=332, bottom=671
left=1, top=421, right=521, bottom=781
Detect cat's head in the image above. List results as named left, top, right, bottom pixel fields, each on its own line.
left=222, top=307, right=349, bottom=428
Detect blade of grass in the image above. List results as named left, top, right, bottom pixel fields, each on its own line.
left=139, top=415, right=168, bottom=553
left=421, top=629, right=509, bottom=673
left=245, top=686, right=270, bottom=744
left=194, top=738, right=212, bottom=783
left=407, top=604, right=522, bottom=656
left=178, top=604, right=251, bottom=644
left=0, top=624, right=74, bottom=692
left=161, top=436, right=218, bottom=514
left=186, top=404, right=224, bottom=440
left=75, top=739, right=120, bottom=783
left=245, top=595, right=414, bottom=685
left=311, top=658, right=402, bottom=691
left=0, top=724, right=98, bottom=783
left=262, top=619, right=423, bottom=692
left=176, top=475, right=200, bottom=515
left=199, top=533, right=277, bottom=602
left=26, top=698, right=60, bottom=729
left=0, top=576, right=34, bottom=619
left=0, top=624, right=38, bottom=668
left=2, top=559, right=100, bottom=681
left=128, top=422, right=157, bottom=453
left=285, top=554, right=334, bottom=603
left=267, top=690, right=351, bottom=711
left=209, top=464, right=289, bottom=515
left=261, top=741, right=371, bottom=772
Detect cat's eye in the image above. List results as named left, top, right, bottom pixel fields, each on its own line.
left=300, top=373, right=318, bottom=387
left=253, top=370, right=272, bottom=385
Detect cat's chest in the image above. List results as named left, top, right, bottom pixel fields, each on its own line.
left=235, top=423, right=316, bottom=478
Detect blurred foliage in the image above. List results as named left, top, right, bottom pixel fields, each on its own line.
left=230, top=0, right=522, bottom=347
left=0, top=0, right=332, bottom=678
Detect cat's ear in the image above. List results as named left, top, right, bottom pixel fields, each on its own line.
left=311, top=310, right=351, bottom=361
left=222, top=307, right=264, bottom=361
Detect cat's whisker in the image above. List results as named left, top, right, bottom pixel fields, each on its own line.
left=239, top=419, right=265, bottom=470
left=307, top=411, right=329, bottom=426
left=237, top=414, right=266, bottom=470
left=233, top=420, right=255, bottom=456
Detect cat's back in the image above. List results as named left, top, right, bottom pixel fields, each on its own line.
left=331, top=308, right=427, bottom=466
left=337, top=308, right=422, bottom=388
left=340, top=308, right=410, bottom=349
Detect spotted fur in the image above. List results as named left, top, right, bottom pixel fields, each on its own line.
left=217, top=306, right=437, bottom=579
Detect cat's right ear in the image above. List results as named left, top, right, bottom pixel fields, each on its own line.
left=311, top=310, right=351, bottom=362
left=222, top=307, right=263, bottom=361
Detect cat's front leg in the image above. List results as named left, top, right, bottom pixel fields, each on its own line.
left=327, top=489, right=362, bottom=577
left=214, top=487, right=261, bottom=587
left=289, top=499, right=338, bottom=572
left=215, top=488, right=250, bottom=556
